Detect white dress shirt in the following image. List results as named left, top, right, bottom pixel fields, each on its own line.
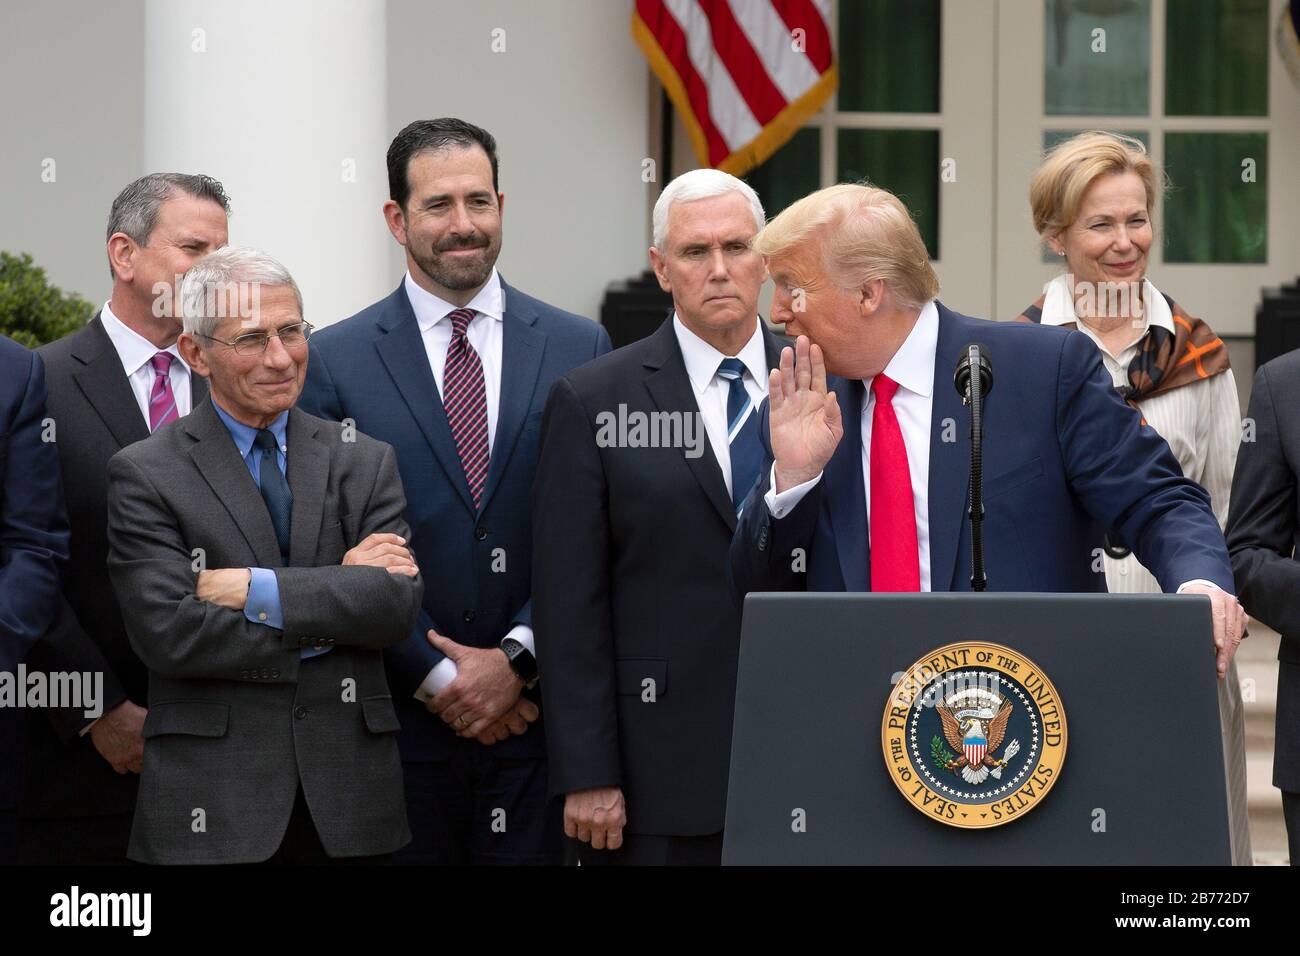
left=765, top=300, right=936, bottom=590
left=100, top=301, right=192, bottom=426
left=1037, top=273, right=1239, bottom=595
left=404, top=269, right=534, bottom=700
left=672, top=313, right=768, bottom=499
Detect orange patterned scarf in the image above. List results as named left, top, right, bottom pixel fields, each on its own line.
left=1016, top=290, right=1230, bottom=410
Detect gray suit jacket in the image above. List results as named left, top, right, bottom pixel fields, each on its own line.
left=106, top=397, right=422, bottom=864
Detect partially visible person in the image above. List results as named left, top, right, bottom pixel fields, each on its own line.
left=298, top=118, right=609, bottom=865
left=22, top=173, right=229, bottom=864
left=1227, top=352, right=1300, bottom=866
left=107, top=247, right=422, bottom=864
left=0, top=336, right=70, bottom=863
left=1016, top=131, right=1250, bottom=864
left=534, top=169, right=783, bottom=865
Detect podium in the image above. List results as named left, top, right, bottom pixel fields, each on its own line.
left=722, top=592, right=1232, bottom=864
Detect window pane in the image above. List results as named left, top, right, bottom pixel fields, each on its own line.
left=1044, top=0, right=1150, bottom=116
left=1041, top=130, right=1149, bottom=261
left=838, top=0, right=939, bottom=113
left=744, top=126, right=820, bottom=218
left=836, top=129, right=939, bottom=259
left=1165, top=0, right=1268, bottom=116
left=1163, top=132, right=1267, bottom=263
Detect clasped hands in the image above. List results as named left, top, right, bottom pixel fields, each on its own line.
left=422, top=630, right=537, bottom=747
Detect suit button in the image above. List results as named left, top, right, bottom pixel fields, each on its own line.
left=294, top=706, right=308, bottom=720
left=463, top=609, right=476, bottom=623
left=475, top=526, right=488, bottom=540
left=326, top=638, right=335, bottom=646
left=240, top=670, right=250, bottom=680
left=271, top=668, right=280, bottom=678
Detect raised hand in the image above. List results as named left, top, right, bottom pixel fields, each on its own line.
left=769, top=335, right=843, bottom=492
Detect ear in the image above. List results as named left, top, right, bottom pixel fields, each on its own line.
left=857, top=278, right=886, bottom=317
left=1046, top=232, right=1066, bottom=257
left=107, top=233, right=135, bottom=283
left=648, top=246, right=672, bottom=293
left=177, top=333, right=210, bottom=378
left=496, top=191, right=505, bottom=220
left=382, top=200, right=408, bottom=247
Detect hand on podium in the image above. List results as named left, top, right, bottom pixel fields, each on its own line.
left=1179, top=582, right=1249, bottom=679
left=769, top=336, right=843, bottom=494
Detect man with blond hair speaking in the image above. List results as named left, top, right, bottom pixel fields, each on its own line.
left=729, top=184, right=1246, bottom=681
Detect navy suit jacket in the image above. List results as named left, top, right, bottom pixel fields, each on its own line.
left=0, top=337, right=70, bottom=810
left=298, top=279, right=611, bottom=760
left=731, top=302, right=1234, bottom=598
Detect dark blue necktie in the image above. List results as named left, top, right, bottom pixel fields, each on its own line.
left=255, top=429, right=292, bottom=563
left=717, top=358, right=762, bottom=515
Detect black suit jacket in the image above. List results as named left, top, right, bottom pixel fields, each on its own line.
left=1226, top=350, right=1300, bottom=792
left=532, top=317, right=784, bottom=836
left=25, top=315, right=208, bottom=819
left=0, top=337, right=70, bottom=811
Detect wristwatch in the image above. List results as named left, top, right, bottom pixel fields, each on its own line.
left=500, top=637, right=539, bottom=688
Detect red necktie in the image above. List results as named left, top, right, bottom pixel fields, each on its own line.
left=443, top=308, right=490, bottom=507
left=869, top=374, right=920, bottom=591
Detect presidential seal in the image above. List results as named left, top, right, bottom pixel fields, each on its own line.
left=881, top=642, right=1066, bottom=828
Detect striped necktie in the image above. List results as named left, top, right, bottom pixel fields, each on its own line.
left=716, top=358, right=762, bottom=515
left=443, top=308, right=490, bottom=507
left=147, top=352, right=179, bottom=432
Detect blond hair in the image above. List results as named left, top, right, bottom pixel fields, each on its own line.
left=753, top=183, right=939, bottom=311
left=1029, top=131, right=1163, bottom=240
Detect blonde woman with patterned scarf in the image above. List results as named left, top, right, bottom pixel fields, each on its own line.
left=1017, top=130, right=1250, bottom=864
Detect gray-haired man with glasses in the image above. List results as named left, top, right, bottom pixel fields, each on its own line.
left=105, top=246, right=423, bottom=864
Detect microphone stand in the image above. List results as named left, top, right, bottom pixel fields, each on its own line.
left=965, top=345, right=987, bottom=592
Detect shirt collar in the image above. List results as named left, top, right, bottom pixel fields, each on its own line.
left=100, top=300, right=190, bottom=377
left=1038, top=274, right=1176, bottom=335
left=866, top=299, right=938, bottom=400
left=672, top=313, right=766, bottom=396
left=404, top=268, right=504, bottom=332
left=212, top=399, right=289, bottom=460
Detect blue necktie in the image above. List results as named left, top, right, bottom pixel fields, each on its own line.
left=254, top=429, right=292, bottom=564
left=716, top=358, right=762, bottom=515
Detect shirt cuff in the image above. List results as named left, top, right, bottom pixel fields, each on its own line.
left=764, top=463, right=823, bottom=518
left=244, top=568, right=284, bottom=629
left=503, top=624, right=535, bottom=655
left=1176, top=579, right=1225, bottom=595
left=414, top=658, right=459, bottom=702
left=79, top=718, right=99, bottom=738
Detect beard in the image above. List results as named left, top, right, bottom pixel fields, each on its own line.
left=410, top=232, right=501, bottom=292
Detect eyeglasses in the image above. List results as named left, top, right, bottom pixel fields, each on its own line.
left=198, top=321, right=314, bottom=355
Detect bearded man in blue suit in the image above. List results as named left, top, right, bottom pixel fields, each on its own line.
left=299, top=118, right=610, bottom=864
left=729, top=184, right=1246, bottom=679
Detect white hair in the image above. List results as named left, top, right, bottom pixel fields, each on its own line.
left=652, top=168, right=765, bottom=250
left=180, top=246, right=303, bottom=339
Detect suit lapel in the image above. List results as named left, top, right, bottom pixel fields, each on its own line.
left=286, top=408, right=328, bottom=567
left=478, top=281, right=544, bottom=515
left=185, top=398, right=284, bottom=567
left=372, top=284, right=477, bottom=515
left=826, top=377, right=870, bottom=591
left=927, top=302, right=972, bottom=593
left=70, top=316, right=150, bottom=449
left=642, top=319, right=737, bottom=532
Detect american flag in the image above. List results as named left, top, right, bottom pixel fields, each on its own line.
left=632, top=0, right=837, bottom=176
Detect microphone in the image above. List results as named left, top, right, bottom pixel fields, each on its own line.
left=954, top=343, right=993, bottom=404
left=954, top=343, right=993, bottom=592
